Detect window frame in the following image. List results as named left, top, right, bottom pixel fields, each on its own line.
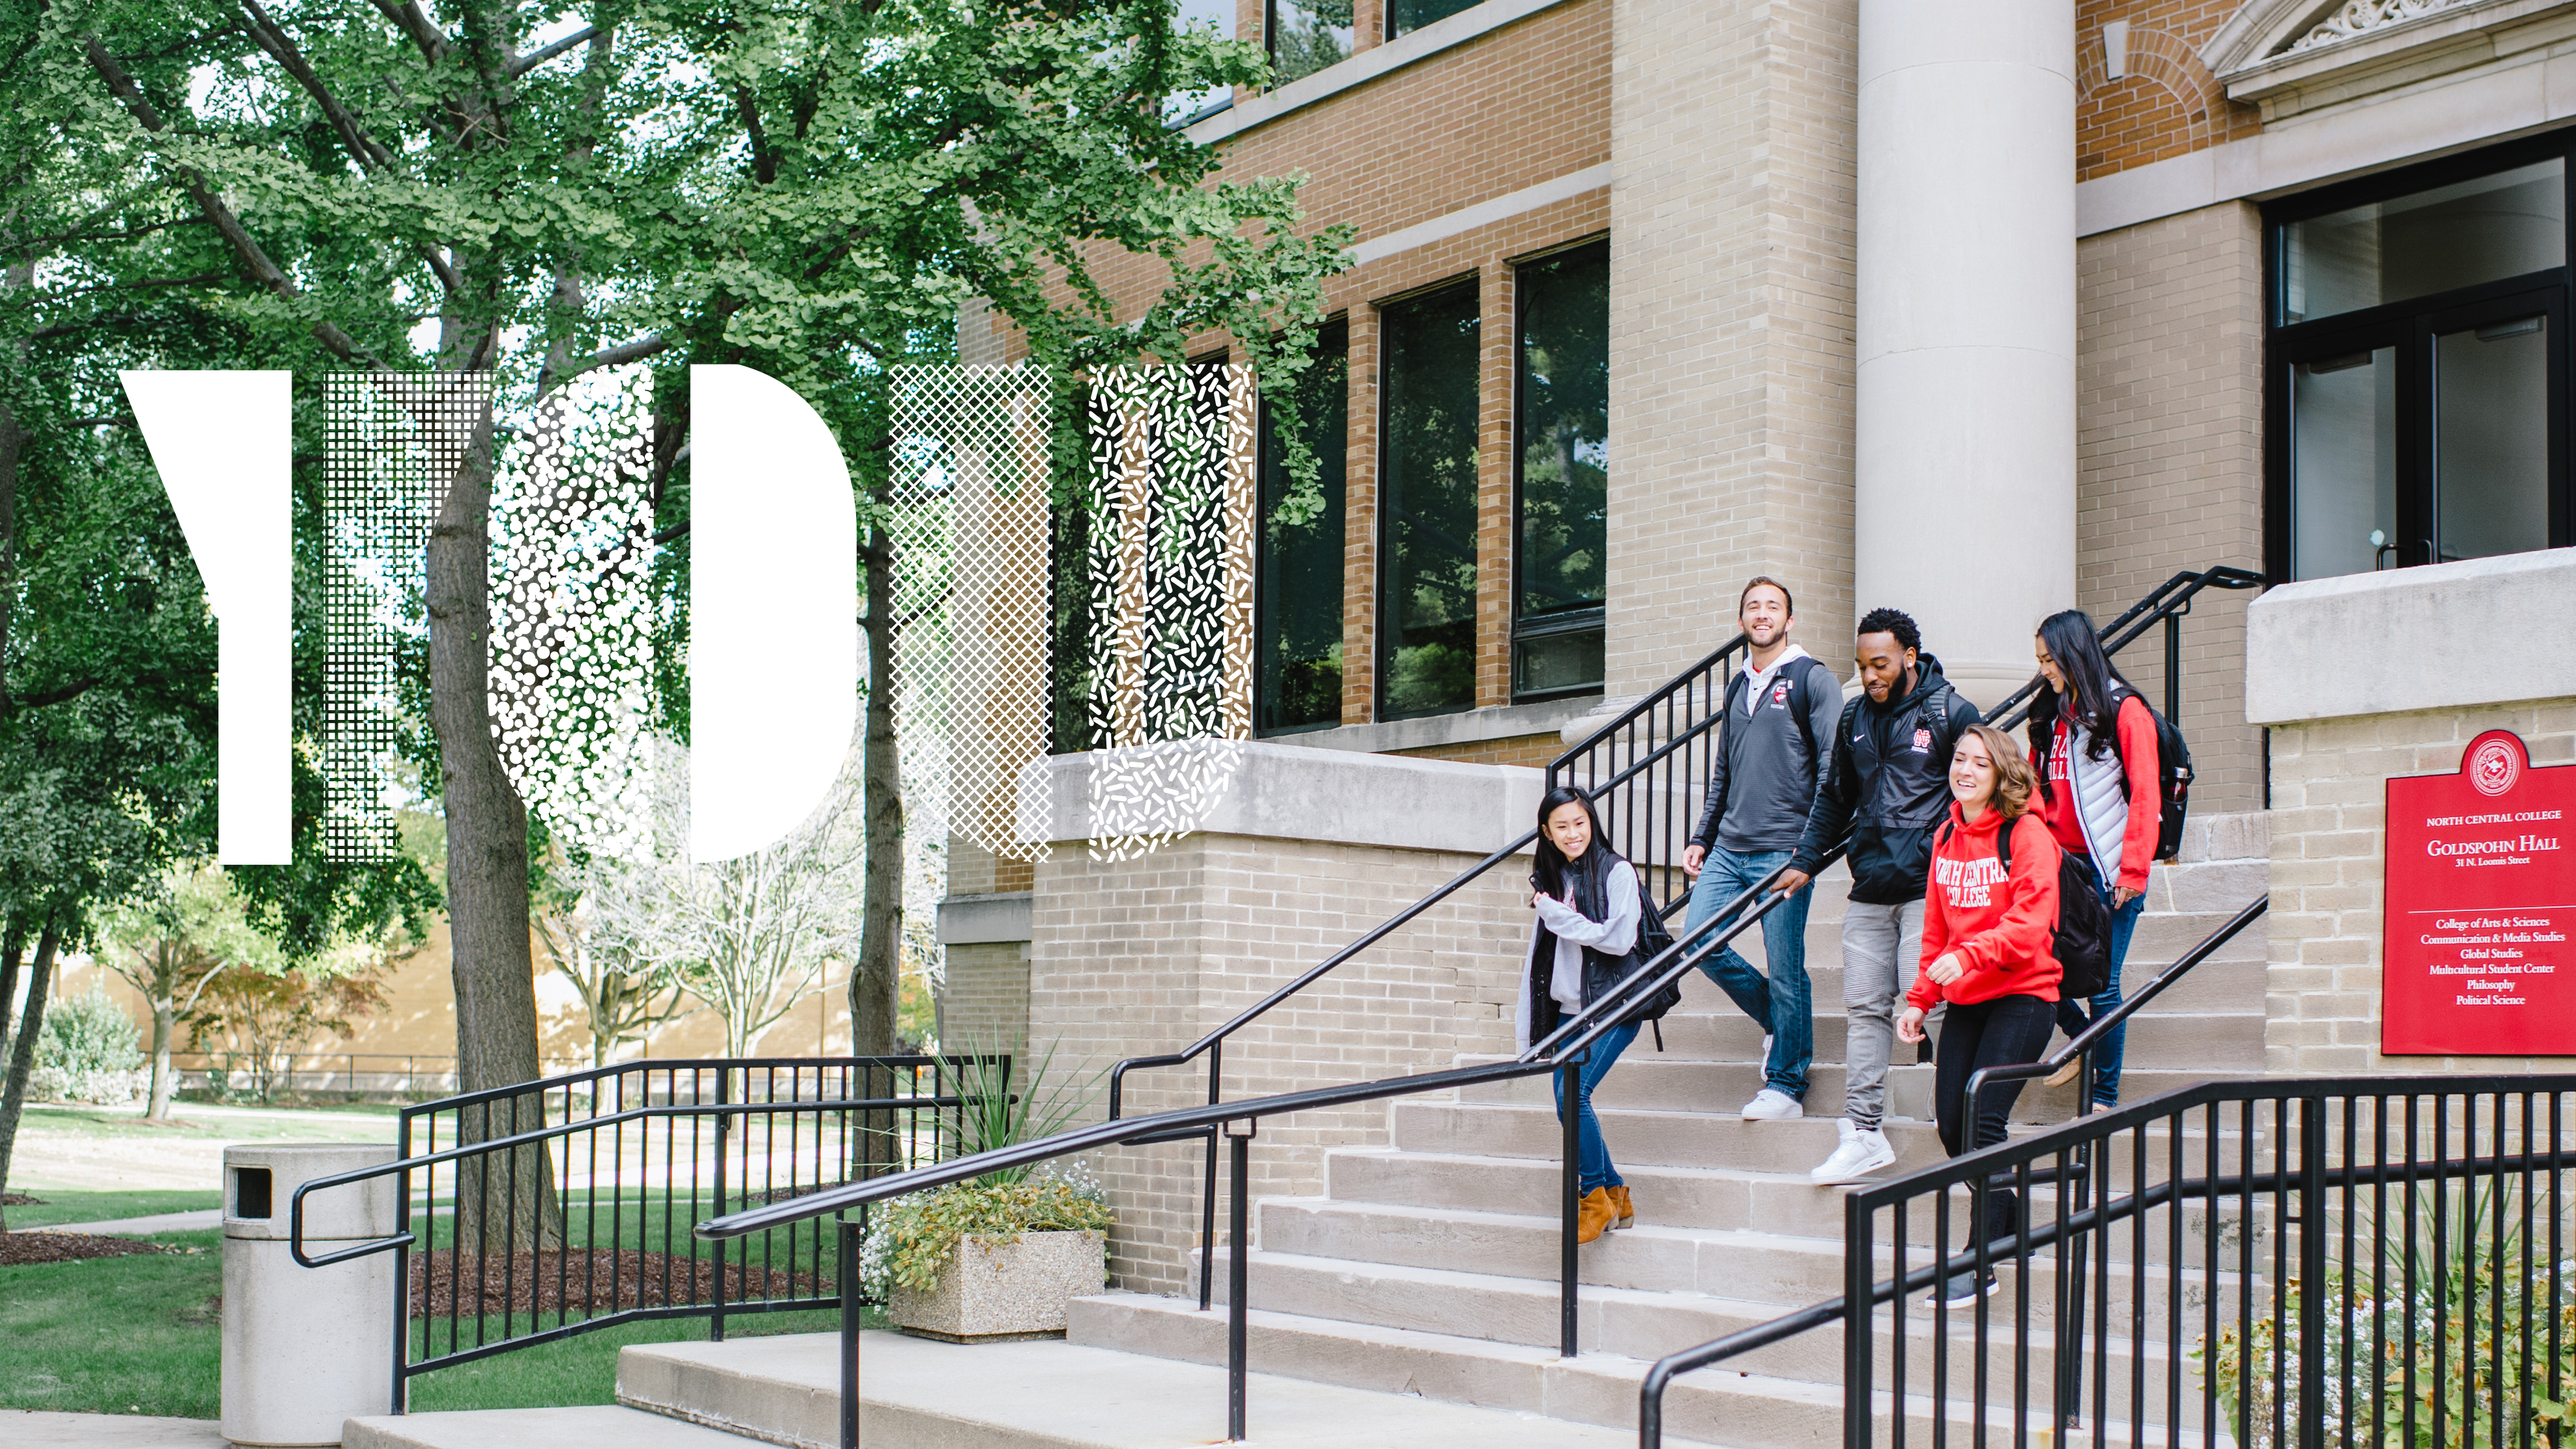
left=1374, top=272, right=1485, bottom=723
left=1252, top=317, right=1350, bottom=737
left=1508, top=233, right=1612, bottom=704
left=2263, top=128, right=2576, bottom=581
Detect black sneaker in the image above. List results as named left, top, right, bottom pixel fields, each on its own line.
left=1925, top=1271, right=1998, bottom=1308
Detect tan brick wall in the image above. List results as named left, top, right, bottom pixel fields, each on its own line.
left=2071, top=0, right=2262, bottom=183
left=1390, top=731, right=1561, bottom=768
left=939, top=940, right=1032, bottom=1051
left=1029, top=833, right=1528, bottom=1296
left=1605, top=0, right=1859, bottom=695
left=2075, top=201, right=2267, bottom=812
left=2265, top=700, right=2576, bottom=1076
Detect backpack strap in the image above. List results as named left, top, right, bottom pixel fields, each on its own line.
left=1996, top=813, right=2014, bottom=876
left=1784, top=657, right=1822, bottom=761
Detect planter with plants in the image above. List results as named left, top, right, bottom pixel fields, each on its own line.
left=864, top=1036, right=1114, bottom=1343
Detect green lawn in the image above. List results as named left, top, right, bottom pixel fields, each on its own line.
left=0, top=1227, right=876, bottom=1418
left=2, top=1190, right=223, bottom=1230
left=20, top=1101, right=400, bottom=1141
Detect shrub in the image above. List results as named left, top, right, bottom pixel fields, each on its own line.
left=23, top=987, right=146, bottom=1103
left=861, top=1165, right=1113, bottom=1298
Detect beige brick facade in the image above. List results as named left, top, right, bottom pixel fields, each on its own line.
left=940, top=940, right=1033, bottom=1051
left=2075, top=201, right=2266, bottom=813
left=1028, top=832, right=1529, bottom=1295
left=2264, top=700, right=2576, bottom=1077
left=1605, top=0, right=1859, bottom=694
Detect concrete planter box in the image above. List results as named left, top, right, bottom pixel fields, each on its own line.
left=889, top=1229, right=1106, bottom=1343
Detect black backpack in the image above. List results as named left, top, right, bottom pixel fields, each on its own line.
left=1616, top=875, right=1684, bottom=1028
left=2042, top=690, right=2195, bottom=863
left=1941, top=816, right=2113, bottom=1001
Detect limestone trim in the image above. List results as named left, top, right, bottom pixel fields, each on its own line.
left=1183, top=0, right=1580, bottom=147
left=2245, top=550, right=2576, bottom=725
left=1269, top=693, right=1601, bottom=755
left=935, top=892, right=1035, bottom=946
left=1026, top=740, right=1543, bottom=854
left=1349, top=164, right=1611, bottom=265
left=2214, top=0, right=2576, bottom=119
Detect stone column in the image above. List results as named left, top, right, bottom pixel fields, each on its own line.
left=1853, top=0, right=2075, bottom=708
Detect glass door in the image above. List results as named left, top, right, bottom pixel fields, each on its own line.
left=2430, top=291, right=2564, bottom=565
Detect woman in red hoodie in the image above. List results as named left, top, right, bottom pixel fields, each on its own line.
left=1896, top=722, right=2060, bottom=1306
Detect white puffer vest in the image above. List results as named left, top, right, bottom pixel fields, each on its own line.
left=2054, top=700, right=2139, bottom=874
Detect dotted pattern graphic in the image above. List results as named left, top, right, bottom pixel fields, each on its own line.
left=323, top=372, right=497, bottom=859
left=488, top=365, right=659, bottom=861
left=1082, top=364, right=1256, bottom=863
left=886, top=365, right=1056, bottom=865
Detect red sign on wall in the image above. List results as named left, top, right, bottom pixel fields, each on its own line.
left=2384, top=730, right=2576, bottom=1055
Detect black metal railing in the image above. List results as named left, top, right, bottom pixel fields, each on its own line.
left=1984, top=563, right=2264, bottom=729
left=285, top=1055, right=999, bottom=1410
left=700, top=831, right=1846, bottom=1448
left=1645, top=1066, right=2575, bottom=1449
left=1106, top=632, right=1756, bottom=1309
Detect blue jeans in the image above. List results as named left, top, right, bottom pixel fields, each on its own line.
left=1553, top=1019, right=1640, bottom=1193
left=1682, top=846, right=1814, bottom=1098
left=2053, top=860, right=2146, bottom=1107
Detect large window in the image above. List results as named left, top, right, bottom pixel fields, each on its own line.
left=1166, top=0, right=1235, bottom=126
left=1511, top=239, right=1608, bottom=700
left=1269, top=1, right=1354, bottom=87
left=1388, top=0, right=1479, bottom=39
left=1256, top=321, right=1348, bottom=733
left=2268, top=136, right=2573, bottom=579
left=1378, top=281, right=1482, bottom=719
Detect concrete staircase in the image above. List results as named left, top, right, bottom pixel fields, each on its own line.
left=351, top=814, right=2268, bottom=1449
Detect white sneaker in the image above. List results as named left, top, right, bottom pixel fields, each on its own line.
left=1811, top=1126, right=1898, bottom=1184
left=1741, top=1088, right=1804, bottom=1120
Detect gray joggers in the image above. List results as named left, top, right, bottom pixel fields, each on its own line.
left=1839, top=898, right=1925, bottom=1133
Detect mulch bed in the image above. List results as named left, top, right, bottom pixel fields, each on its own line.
left=408, top=1248, right=817, bottom=1319
left=1, top=1192, right=44, bottom=1206
left=0, top=1232, right=194, bottom=1266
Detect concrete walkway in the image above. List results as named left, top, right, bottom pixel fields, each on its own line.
left=12, top=1209, right=226, bottom=1235
left=0, top=1411, right=227, bottom=1448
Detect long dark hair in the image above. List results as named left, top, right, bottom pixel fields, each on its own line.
left=2029, top=608, right=2135, bottom=765
left=1532, top=784, right=1615, bottom=901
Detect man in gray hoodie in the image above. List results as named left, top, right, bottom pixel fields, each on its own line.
left=1681, top=577, right=1842, bottom=1120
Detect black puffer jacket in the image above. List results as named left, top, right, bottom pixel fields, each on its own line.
left=1787, top=655, right=1984, bottom=905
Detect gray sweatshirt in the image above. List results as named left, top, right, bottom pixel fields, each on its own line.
left=1689, top=647, right=1842, bottom=855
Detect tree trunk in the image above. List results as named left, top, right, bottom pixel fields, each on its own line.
left=851, top=520, right=904, bottom=1058
left=425, top=409, right=560, bottom=1251
left=147, top=997, right=176, bottom=1120
left=0, top=916, right=62, bottom=1232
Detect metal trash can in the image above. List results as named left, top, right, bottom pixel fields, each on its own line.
left=222, top=1143, right=400, bottom=1446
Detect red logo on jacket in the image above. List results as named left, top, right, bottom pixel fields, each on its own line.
left=1911, top=728, right=1932, bottom=753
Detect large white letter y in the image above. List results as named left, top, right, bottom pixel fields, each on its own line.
left=123, top=370, right=292, bottom=864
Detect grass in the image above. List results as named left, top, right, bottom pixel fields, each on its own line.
left=3, top=1190, right=223, bottom=1230
left=0, top=1226, right=880, bottom=1418
left=16, top=1101, right=400, bottom=1144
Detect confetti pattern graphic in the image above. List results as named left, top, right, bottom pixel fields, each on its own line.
left=323, top=372, right=497, bottom=859
left=488, top=365, right=659, bottom=861
left=1082, top=363, right=1256, bottom=863
left=886, top=365, right=1056, bottom=865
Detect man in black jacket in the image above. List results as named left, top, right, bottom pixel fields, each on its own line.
left=1774, top=608, right=1983, bottom=1183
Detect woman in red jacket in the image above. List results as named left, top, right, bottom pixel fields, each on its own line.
left=1896, top=723, right=2060, bottom=1307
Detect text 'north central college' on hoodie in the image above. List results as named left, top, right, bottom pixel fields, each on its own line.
left=1906, top=802, right=2064, bottom=1012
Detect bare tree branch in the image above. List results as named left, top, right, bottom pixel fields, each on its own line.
left=509, top=25, right=599, bottom=78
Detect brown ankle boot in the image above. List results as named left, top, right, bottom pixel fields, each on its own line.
left=1606, top=1185, right=1635, bottom=1230
left=1577, top=1187, right=1615, bottom=1244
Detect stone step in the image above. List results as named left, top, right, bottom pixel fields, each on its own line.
left=612, top=1330, right=1715, bottom=1449
left=1071, top=1290, right=2220, bottom=1447
left=346, top=1406, right=762, bottom=1449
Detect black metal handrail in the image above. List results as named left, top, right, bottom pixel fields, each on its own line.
left=282, top=1055, right=997, bottom=1410
left=1105, top=631, right=1755, bottom=1308
left=1984, top=564, right=2264, bottom=730
left=699, top=833, right=1844, bottom=1448
left=1635, top=890, right=2272, bottom=1446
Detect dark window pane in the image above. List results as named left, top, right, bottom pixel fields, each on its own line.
left=2283, top=160, right=2564, bottom=325
left=2436, top=315, right=2551, bottom=563
left=1049, top=423, right=1097, bottom=754
left=1269, top=0, right=1354, bottom=85
left=1380, top=282, right=1482, bottom=719
left=1513, top=241, right=1608, bottom=698
left=1257, top=324, right=1349, bottom=733
left=1388, top=0, right=1479, bottom=38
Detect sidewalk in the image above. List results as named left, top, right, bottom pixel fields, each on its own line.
left=0, top=1411, right=226, bottom=1448
left=10, top=1210, right=225, bottom=1235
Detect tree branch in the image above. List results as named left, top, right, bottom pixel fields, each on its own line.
left=78, top=36, right=391, bottom=370
left=509, top=25, right=597, bottom=78
left=366, top=0, right=445, bottom=62
left=237, top=0, right=398, bottom=171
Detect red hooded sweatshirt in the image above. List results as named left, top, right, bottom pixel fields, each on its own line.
left=1908, top=802, right=2062, bottom=1011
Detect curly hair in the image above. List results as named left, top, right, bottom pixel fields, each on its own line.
left=1957, top=723, right=2037, bottom=820
left=1855, top=606, right=1921, bottom=653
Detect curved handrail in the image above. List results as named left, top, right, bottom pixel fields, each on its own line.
left=1983, top=564, right=2264, bottom=730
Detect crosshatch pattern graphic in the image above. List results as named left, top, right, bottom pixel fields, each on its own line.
left=488, top=365, right=659, bottom=861
left=323, top=372, right=496, bottom=859
left=887, top=365, right=1056, bottom=865
left=1082, top=364, right=1256, bottom=863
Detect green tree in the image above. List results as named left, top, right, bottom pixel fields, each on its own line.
left=98, top=864, right=284, bottom=1118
